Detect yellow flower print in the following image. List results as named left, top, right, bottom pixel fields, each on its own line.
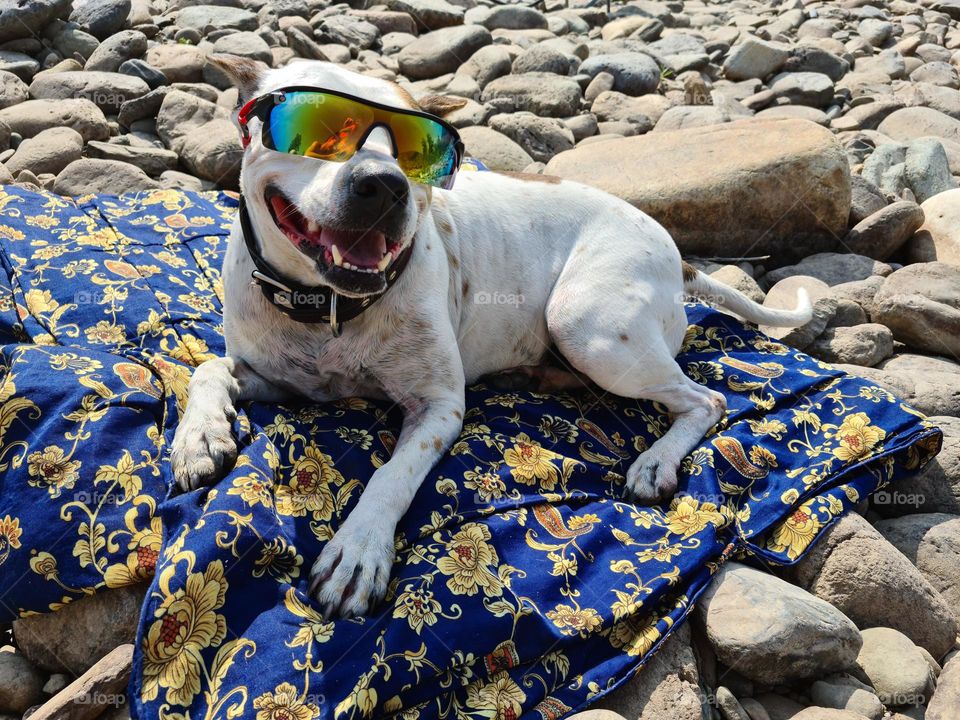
left=465, top=672, right=526, bottom=720
left=161, top=333, right=212, bottom=364
left=283, top=588, right=334, bottom=648
left=49, top=353, right=102, bottom=375
left=26, top=215, right=58, bottom=230
left=664, top=497, right=729, bottom=539
left=637, top=543, right=681, bottom=564
left=252, top=537, right=302, bottom=583
left=228, top=474, right=273, bottom=508
left=681, top=447, right=714, bottom=476
left=832, top=412, right=885, bottom=463
left=749, top=445, right=778, bottom=468
left=546, top=604, right=602, bottom=637
left=141, top=560, right=229, bottom=707
left=393, top=585, right=441, bottom=633
left=275, top=446, right=342, bottom=519
left=105, top=518, right=162, bottom=587
left=27, top=445, right=81, bottom=498
left=607, top=614, right=661, bottom=657
left=747, top=417, right=788, bottom=440
left=30, top=551, right=58, bottom=580
left=253, top=682, right=319, bottom=720
left=0, top=515, right=22, bottom=563
left=95, top=450, right=142, bottom=500
left=24, top=288, right=59, bottom=314
left=568, top=513, right=599, bottom=530
left=464, top=468, right=507, bottom=501
left=503, top=433, right=560, bottom=489
left=0, top=224, right=24, bottom=241
left=31, top=242, right=66, bottom=258
left=153, top=249, right=187, bottom=268
left=85, top=320, right=126, bottom=345
left=437, top=523, right=502, bottom=597
left=768, top=500, right=821, bottom=561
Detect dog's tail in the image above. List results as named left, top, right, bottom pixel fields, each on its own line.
left=682, top=261, right=812, bottom=328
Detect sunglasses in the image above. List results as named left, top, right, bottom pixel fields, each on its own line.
left=237, top=87, right=465, bottom=190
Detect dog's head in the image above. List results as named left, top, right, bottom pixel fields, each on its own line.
left=213, top=55, right=465, bottom=298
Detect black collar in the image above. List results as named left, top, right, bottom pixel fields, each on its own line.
left=238, top=195, right=413, bottom=335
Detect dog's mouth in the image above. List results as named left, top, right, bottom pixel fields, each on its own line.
left=265, top=188, right=402, bottom=279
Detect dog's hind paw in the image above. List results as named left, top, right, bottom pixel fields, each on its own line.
left=308, top=522, right=394, bottom=619
left=625, top=452, right=679, bottom=504
left=171, top=408, right=237, bottom=491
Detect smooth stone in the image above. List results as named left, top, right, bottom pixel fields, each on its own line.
left=0, top=649, right=45, bottom=714
left=843, top=201, right=925, bottom=260
left=848, top=175, right=888, bottom=225
left=768, top=71, right=835, bottom=107
left=809, top=680, right=883, bottom=720
left=856, top=627, right=934, bottom=706
left=724, top=37, right=790, bottom=80
left=118, top=58, right=167, bottom=90
left=488, top=112, right=574, bottom=163
left=580, top=52, right=661, bottom=96
left=511, top=44, right=573, bottom=75
left=806, top=323, right=894, bottom=367
left=398, top=25, right=493, bottom=80
left=0, top=98, right=109, bottom=141
left=29, top=71, right=150, bottom=114
left=70, top=0, right=131, bottom=40
left=143, top=44, right=207, bottom=83
left=54, top=158, right=161, bottom=195
left=85, top=140, right=178, bottom=176
left=873, top=262, right=960, bottom=358
left=481, top=72, right=582, bottom=117
left=839, top=355, right=960, bottom=418
left=905, top=137, right=958, bottom=203
left=0, top=0, right=71, bottom=43
left=766, top=253, right=892, bottom=287
left=0, top=69, right=27, bottom=110
left=84, top=29, right=147, bottom=73
left=928, top=652, right=960, bottom=720
left=878, top=107, right=960, bottom=145
left=156, top=90, right=241, bottom=186
left=386, top=0, right=463, bottom=32
left=468, top=5, right=548, bottom=31
left=456, top=45, right=512, bottom=89
left=906, top=189, right=960, bottom=266
left=459, top=125, right=533, bottom=171
left=176, top=5, right=258, bottom=32
left=4, top=126, right=83, bottom=176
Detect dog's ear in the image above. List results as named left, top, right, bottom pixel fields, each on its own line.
left=417, top=95, right=468, bottom=117
left=208, top=53, right=267, bottom=102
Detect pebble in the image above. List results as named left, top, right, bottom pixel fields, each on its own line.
left=0, top=98, right=108, bottom=142
left=84, top=30, right=148, bottom=73
left=855, top=627, right=934, bottom=706
left=488, top=113, right=575, bottom=164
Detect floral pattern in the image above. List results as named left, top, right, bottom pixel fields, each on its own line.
left=0, top=185, right=942, bottom=720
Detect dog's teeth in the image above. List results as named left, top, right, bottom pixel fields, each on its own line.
left=306, top=220, right=320, bottom=234
left=377, top=252, right=393, bottom=272
left=331, top=245, right=343, bottom=267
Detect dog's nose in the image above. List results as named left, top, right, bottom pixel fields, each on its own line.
left=349, top=164, right=409, bottom=217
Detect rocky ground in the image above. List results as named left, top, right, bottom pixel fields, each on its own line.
left=1, top=0, right=960, bottom=718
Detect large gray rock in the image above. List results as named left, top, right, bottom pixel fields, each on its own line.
left=0, top=0, right=70, bottom=43
left=13, top=584, right=147, bottom=674
left=399, top=25, right=492, bottom=80
left=156, top=90, right=241, bottom=186
left=29, top=71, right=151, bottom=114
left=806, top=323, right=893, bottom=367
left=0, top=69, right=27, bottom=110
left=54, top=158, right=162, bottom=195
left=765, top=254, right=891, bottom=287
left=809, top=680, right=883, bottom=720
left=928, top=651, right=960, bottom=720
left=907, top=189, right=960, bottom=267
left=85, top=29, right=148, bottom=73
left=873, top=262, right=960, bottom=359
left=769, top=71, right=835, bottom=107
left=546, top=119, right=851, bottom=263
left=387, top=0, right=464, bottom=31
left=175, top=5, right=258, bottom=32
left=70, top=0, right=131, bottom=40
left=594, top=624, right=705, bottom=720
left=469, top=5, right=548, bottom=31
left=456, top=45, right=511, bottom=89
left=5, top=126, right=83, bottom=176
left=839, top=355, right=960, bottom=418
left=875, top=513, right=960, bottom=617
left=723, top=37, right=789, bottom=80
left=696, top=562, right=861, bottom=685
left=482, top=72, right=582, bottom=117
left=144, top=44, right=207, bottom=83
left=488, top=113, right=574, bottom=163
left=878, top=107, right=960, bottom=145
left=785, top=513, right=959, bottom=660
left=459, top=125, right=533, bottom=171
left=0, top=98, right=109, bottom=141
left=0, top=649, right=45, bottom=714
left=85, top=141, right=179, bottom=177
left=580, top=53, right=660, bottom=96
left=855, top=627, right=935, bottom=705
left=905, top=138, right=958, bottom=203
left=843, top=201, right=925, bottom=261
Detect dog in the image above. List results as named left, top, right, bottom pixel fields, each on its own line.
left=171, top=55, right=812, bottom=619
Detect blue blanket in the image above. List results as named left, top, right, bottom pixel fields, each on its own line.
left=0, top=185, right=941, bottom=720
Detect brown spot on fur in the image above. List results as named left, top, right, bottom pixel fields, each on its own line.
left=498, top=171, right=562, bottom=185
left=450, top=256, right=459, bottom=269
left=681, top=261, right=698, bottom=283
left=208, top=54, right=267, bottom=101
left=620, top=333, right=629, bottom=342
left=462, top=280, right=470, bottom=297
left=434, top=437, right=443, bottom=451
left=452, top=410, right=462, bottom=419
left=392, top=83, right=420, bottom=110
left=420, top=441, right=428, bottom=450
left=438, top=218, right=453, bottom=235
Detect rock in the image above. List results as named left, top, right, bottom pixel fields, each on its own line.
left=211, top=31, right=272, bottom=65
left=739, top=698, right=772, bottom=720
left=860, top=18, right=893, bottom=47
left=756, top=693, right=806, bottom=720
left=875, top=514, right=960, bottom=618
left=873, top=263, right=960, bottom=358
left=830, top=276, right=884, bottom=318
left=928, top=652, right=960, bottom=720
left=85, top=140, right=178, bottom=176
left=70, top=0, right=131, bottom=40
left=459, top=126, right=533, bottom=172
left=84, top=30, right=148, bottom=73
left=0, top=0, right=70, bottom=43
left=716, top=687, right=750, bottom=720
left=590, top=91, right=669, bottom=129
left=387, top=0, right=463, bottom=32
left=0, top=70, right=27, bottom=110
left=5, top=126, right=83, bottom=176
left=791, top=710, right=874, bottom=720
left=43, top=673, right=70, bottom=696
left=314, top=16, right=379, bottom=51
left=696, top=562, right=861, bottom=685
left=157, top=91, right=241, bottom=186
left=653, top=105, right=749, bottom=132
left=809, top=681, right=883, bottom=720
left=54, top=158, right=161, bottom=195
left=27, top=644, right=133, bottom=720
left=144, top=44, right=207, bottom=83
left=724, top=37, right=790, bottom=81
left=595, top=624, right=705, bottom=720
left=488, top=113, right=574, bottom=163
left=840, top=355, right=960, bottom=418
left=600, top=16, right=663, bottom=42
left=579, top=53, right=660, bottom=96
left=911, top=62, right=960, bottom=89
left=176, top=5, right=258, bottom=32
left=29, top=71, right=150, bottom=114
left=856, top=627, right=934, bottom=706
left=545, top=119, right=851, bottom=263
left=568, top=712, right=626, bottom=720
left=0, top=50, right=40, bottom=81
left=0, top=649, right=45, bottom=714
left=118, top=59, right=166, bottom=90
left=585, top=72, right=615, bottom=103
left=511, top=44, right=571, bottom=76
left=878, top=107, right=960, bottom=145
left=806, top=323, right=893, bottom=367
left=482, top=73, right=582, bottom=117
left=905, top=138, right=958, bottom=203
left=470, top=5, right=547, bottom=31
left=785, top=513, right=959, bottom=660
left=769, top=71, right=835, bottom=107
left=907, top=189, right=960, bottom=266
left=710, top=265, right=765, bottom=304
left=399, top=25, right=492, bottom=80
left=765, top=253, right=892, bottom=287
left=849, top=175, right=888, bottom=226
left=0, top=99, right=109, bottom=142
left=457, top=45, right=511, bottom=89
left=843, top=201, right=925, bottom=260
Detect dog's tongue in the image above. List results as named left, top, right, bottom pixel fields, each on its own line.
left=322, top=227, right=387, bottom=267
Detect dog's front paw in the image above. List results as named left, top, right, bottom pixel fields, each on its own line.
left=625, top=452, right=679, bottom=504
left=171, top=406, right=237, bottom=491
left=308, top=523, right=395, bottom=619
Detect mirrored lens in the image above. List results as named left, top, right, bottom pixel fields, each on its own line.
left=390, top=113, right=460, bottom=190
left=266, top=91, right=373, bottom=161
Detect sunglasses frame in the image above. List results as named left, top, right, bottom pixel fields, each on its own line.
left=237, top=86, right=466, bottom=189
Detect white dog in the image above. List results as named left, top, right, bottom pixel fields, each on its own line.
left=171, top=55, right=811, bottom=618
